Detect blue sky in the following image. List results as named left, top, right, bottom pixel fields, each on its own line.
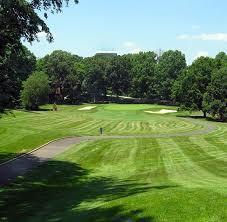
left=25, top=0, right=227, bottom=64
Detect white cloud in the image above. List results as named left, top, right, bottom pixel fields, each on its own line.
left=121, top=41, right=143, bottom=54
left=123, top=41, right=136, bottom=48
left=193, top=51, right=209, bottom=60
left=177, top=34, right=190, bottom=40
left=196, top=33, right=227, bottom=41
left=200, top=33, right=227, bottom=41
left=192, top=25, right=200, bottom=30
left=177, top=33, right=227, bottom=41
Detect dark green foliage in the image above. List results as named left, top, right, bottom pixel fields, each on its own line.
left=215, top=52, right=227, bottom=68
left=156, top=50, right=186, bottom=100
left=41, top=50, right=82, bottom=102
left=65, top=62, right=86, bottom=103
left=82, top=63, right=106, bottom=103
left=10, top=46, right=37, bottom=83
left=203, top=68, right=227, bottom=121
left=0, top=46, right=36, bottom=110
left=20, top=71, right=50, bottom=110
left=43, top=51, right=81, bottom=82
left=128, top=52, right=157, bottom=99
left=173, top=54, right=227, bottom=121
left=172, top=56, right=215, bottom=117
left=106, top=56, right=131, bottom=96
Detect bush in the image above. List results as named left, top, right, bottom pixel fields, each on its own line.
left=20, top=72, right=50, bottom=110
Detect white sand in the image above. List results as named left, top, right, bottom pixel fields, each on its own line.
left=78, top=106, right=97, bottom=111
left=145, top=109, right=177, bottom=114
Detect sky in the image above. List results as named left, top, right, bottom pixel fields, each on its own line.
left=25, top=0, right=227, bottom=64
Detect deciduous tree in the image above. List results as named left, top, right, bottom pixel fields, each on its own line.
left=156, top=50, right=186, bottom=100
left=82, top=63, right=106, bottom=103
left=106, top=56, right=131, bottom=96
left=42, top=50, right=82, bottom=102
left=20, top=71, right=50, bottom=110
left=128, top=52, right=157, bottom=99
left=203, top=68, right=227, bottom=121
left=172, top=56, right=215, bottom=117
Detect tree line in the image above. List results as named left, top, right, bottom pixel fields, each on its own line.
left=34, top=49, right=187, bottom=105
left=1, top=46, right=226, bottom=121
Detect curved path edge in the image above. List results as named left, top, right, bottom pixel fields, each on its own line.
left=0, top=118, right=217, bottom=186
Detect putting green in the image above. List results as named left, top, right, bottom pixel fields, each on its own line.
left=103, top=104, right=155, bottom=111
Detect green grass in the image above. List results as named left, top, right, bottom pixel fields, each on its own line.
left=0, top=104, right=207, bottom=162
left=0, top=104, right=226, bottom=221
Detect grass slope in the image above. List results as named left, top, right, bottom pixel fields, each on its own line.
left=0, top=104, right=226, bottom=221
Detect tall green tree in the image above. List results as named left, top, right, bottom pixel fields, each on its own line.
left=203, top=68, right=227, bottom=121
left=172, top=56, right=216, bottom=117
left=156, top=50, right=186, bottom=100
left=128, top=52, right=157, bottom=99
left=9, top=46, right=36, bottom=83
left=106, top=56, right=131, bottom=96
left=82, top=63, right=106, bottom=103
left=42, top=50, right=82, bottom=102
left=20, top=71, right=50, bottom=110
left=65, top=61, right=86, bottom=103
left=0, top=46, right=36, bottom=110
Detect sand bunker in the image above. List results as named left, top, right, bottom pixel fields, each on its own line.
left=145, top=109, right=177, bottom=114
left=78, top=106, right=97, bottom=111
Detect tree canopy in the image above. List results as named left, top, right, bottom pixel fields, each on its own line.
left=106, top=56, right=131, bottom=96
left=156, top=50, right=186, bottom=100
left=128, top=52, right=157, bottom=99
left=172, top=56, right=216, bottom=117
left=0, top=0, right=78, bottom=110
left=20, top=71, right=50, bottom=110
left=203, top=67, right=227, bottom=121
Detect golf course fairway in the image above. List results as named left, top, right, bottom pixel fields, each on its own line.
left=0, top=104, right=226, bottom=222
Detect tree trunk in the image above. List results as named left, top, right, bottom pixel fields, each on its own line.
left=219, top=113, right=224, bottom=122
left=203, top=111, right=207, bottom=118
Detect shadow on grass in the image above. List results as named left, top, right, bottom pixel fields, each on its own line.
left=176, top=114, right=205, bottom=119
left=0, top=152, right=166, bottom=222
left=0, top=110, right=15, bottom=118
left=38, top=107, right=53, bottom=112
left=0, top=152, right=27, bottom=164
left=22, top=108, right=53, bottom=114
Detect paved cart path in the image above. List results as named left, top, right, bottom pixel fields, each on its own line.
left=0, top=118, right=218, bottom=185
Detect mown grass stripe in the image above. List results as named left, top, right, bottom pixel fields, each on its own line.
left=173, top=137, right=227, bottom=178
